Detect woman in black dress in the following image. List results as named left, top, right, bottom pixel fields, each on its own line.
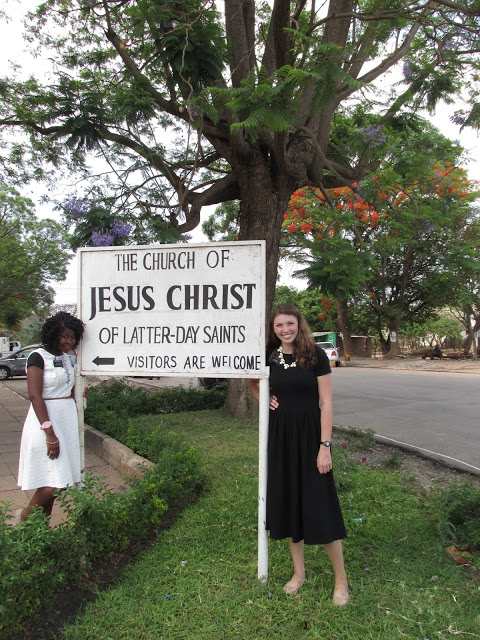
left=248, top=303, right=348, bottom=604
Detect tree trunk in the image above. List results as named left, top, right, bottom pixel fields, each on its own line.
left=224, top=379, right=259, bottom=418
left=238, top=163, right=295, bottom=318
left=223, top=151, right=296, bottom=417
left=334, top=299, right=354, bottom=357
left=384, top=320, right=401, bottom=359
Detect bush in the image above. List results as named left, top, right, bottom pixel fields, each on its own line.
left=0, top=506, right=80, bottom=636
left=0, top=382, right=209, bottom=638
left=436, top=480, right=480, bottom=552
left=85, top=379, right=226, bottom=426
left=1, top=438, right=204, bottom=637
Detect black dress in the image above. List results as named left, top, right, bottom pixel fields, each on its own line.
left=266, top=346, right=347, bottom=545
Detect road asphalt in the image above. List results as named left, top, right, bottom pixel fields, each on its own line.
left=1, top=355, right=479, bottom=525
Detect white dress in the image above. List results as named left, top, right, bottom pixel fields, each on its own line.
left=18, top=348, right=81, bottom=490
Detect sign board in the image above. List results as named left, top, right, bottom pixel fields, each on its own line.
left=77, top=241, right=267, bottom=379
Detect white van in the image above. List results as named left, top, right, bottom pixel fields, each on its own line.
left=0, top=338, right=21, bottom=357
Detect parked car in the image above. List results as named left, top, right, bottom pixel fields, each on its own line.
left=198, top=377, right=228, bottom=390
left=0, top=344, right=41, bottom=380
left=314, top=340, right=341, bottom=367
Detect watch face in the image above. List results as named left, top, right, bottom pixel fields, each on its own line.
left=322, top=440, right=331, bottom=447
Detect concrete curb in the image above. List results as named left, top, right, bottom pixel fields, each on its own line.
left=85, top=425, right=155, bottom=479
left=373, top=434, right=480, bottom=476
left=334, top=424, right=480, bottom=476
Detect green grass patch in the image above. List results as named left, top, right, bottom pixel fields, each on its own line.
left=60, top=411, right=480, bottom=640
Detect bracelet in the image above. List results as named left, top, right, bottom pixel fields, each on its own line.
left=46, top=439, right=59, bottom=445
left=40, top=421, right=52, bottom=430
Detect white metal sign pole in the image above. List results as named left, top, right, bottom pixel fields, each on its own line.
left=258, top=375, right=270, bottom=582
left=76, top=253, right=86, bottom=478
left=74, top=366, right=86, bottom=475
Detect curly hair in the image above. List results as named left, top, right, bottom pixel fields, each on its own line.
left=266, top=303, right=317, bottom=368
left=41, top=312, right=85, bottom=353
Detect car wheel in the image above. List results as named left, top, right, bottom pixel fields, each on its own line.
left=0, top=367, right=10, bottom=380
left=335, top=360, right=340, bottom=367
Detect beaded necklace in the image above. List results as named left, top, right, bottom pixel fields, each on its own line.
left=277, top=346, right=297, bottom=369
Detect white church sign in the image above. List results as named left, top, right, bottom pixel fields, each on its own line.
left=77, top=241, right=267, bottom=379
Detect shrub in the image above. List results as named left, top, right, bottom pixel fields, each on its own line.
left=0, top=506, right=80, bottom=636
left=436, top=480, right=480, bottom=552
left=84, top=379, right=226, bottom=427
left=1, top=413, right=205, bottom=637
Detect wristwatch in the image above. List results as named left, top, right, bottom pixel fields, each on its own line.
left=320, top=440, right=331, bottom=448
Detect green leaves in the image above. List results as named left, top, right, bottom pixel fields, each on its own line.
left=213, top=58, right=364, bottom=142
left=0, top=185, right=72, bottom=327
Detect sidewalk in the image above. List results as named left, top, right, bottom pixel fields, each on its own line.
left=0, top=383, right=127, bottom=526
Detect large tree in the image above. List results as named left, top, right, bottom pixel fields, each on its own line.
left=2, top=0, right=480, bottom=310
left=0, top=185, right=72, bottom=328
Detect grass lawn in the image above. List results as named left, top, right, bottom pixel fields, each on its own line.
left=62, top=411, right=479, bottom=640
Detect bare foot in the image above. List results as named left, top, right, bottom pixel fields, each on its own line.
left=333, top=583, right=349, bottom=606
left=283, top=574, right=305, bottom=596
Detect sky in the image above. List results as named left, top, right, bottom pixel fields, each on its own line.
left=1, top=1, right=479, bottom=304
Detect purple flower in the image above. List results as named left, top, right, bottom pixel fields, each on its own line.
left=361, top=125, right=386, bottom=147
left=403, top=59, right=413, bottom=80
left=91, top=231, right=115, bottom=246
left=64, top=198, right=91, bottom=218
left=363, top=125, right=381, bottom=139
left=111, top=220, right=132, bottom=238
left=450, top=112, right=466, bottom=126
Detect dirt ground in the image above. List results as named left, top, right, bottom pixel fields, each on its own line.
left=349, top=438, right=480, bottom=490
left=347, top=353, right=480, bottom=375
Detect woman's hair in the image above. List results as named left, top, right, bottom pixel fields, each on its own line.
left=41, top=312, right=85, bottom=352
left=266, top=303, right=317, bottom=368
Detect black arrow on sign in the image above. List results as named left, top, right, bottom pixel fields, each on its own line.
left=92, top=356, right=115, bottom=366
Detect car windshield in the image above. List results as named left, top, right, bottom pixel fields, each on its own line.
left=318, top=342, right=335, bottom=349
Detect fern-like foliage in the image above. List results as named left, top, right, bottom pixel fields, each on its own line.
left=206, top=47, right=364, bottom=142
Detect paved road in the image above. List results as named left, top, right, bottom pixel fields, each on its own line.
left=331, top=368, right=479, bottom=474
left=6, top=368, right=479, bottom=475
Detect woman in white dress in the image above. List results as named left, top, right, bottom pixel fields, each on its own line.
left=17, top=312, right=85, bottom=522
